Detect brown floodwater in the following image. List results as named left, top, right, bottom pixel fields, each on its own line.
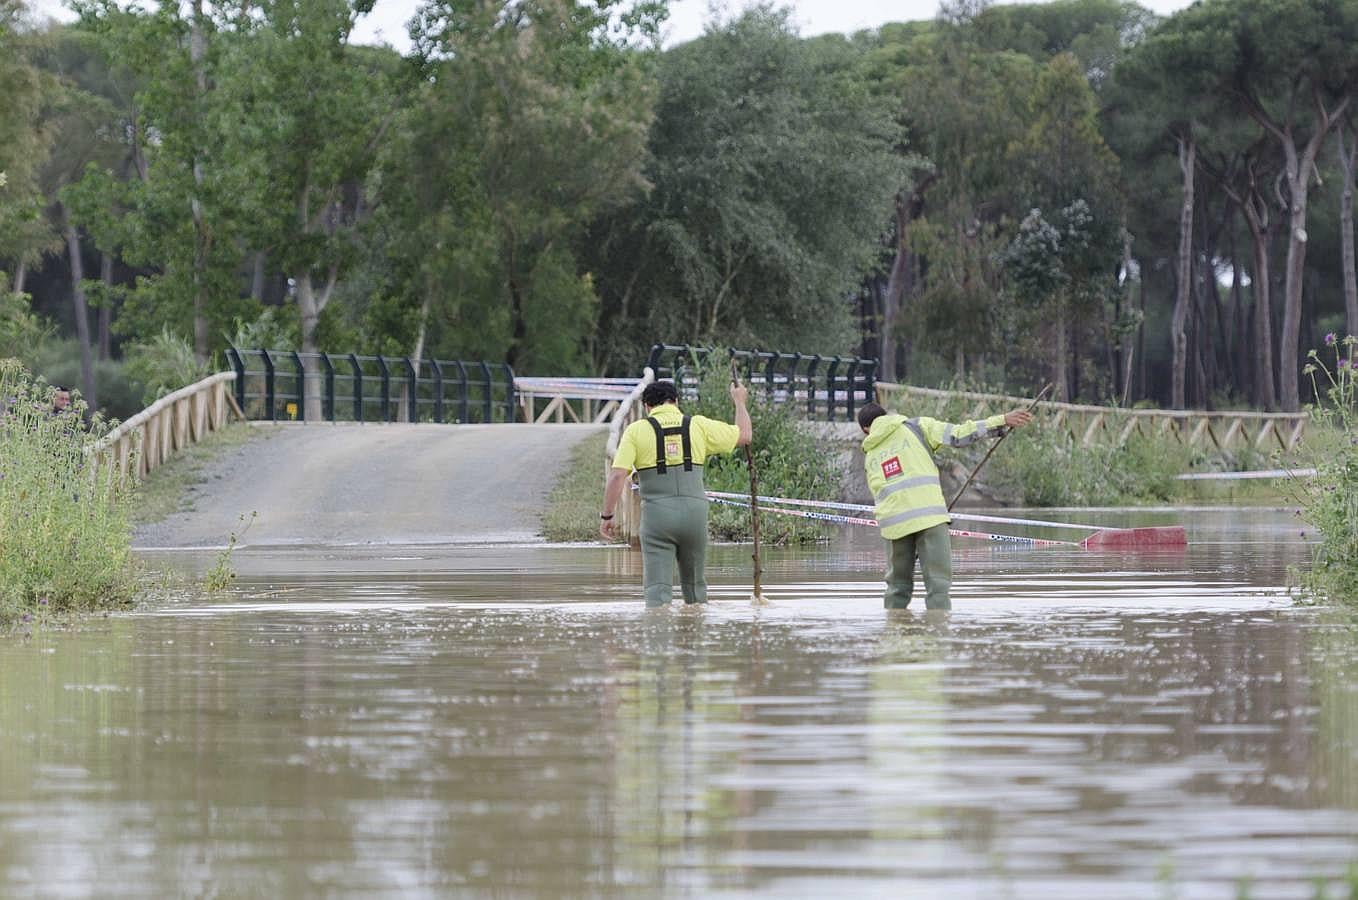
left=3, top=508, right=1357, bottom=898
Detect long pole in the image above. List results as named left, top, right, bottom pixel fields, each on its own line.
left=732, top=360, right=762, bottom=600
left=947, top=383, right=1052, bottom=511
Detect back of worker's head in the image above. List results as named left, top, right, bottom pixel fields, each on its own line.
left=642, top=380, right=680, bottom=409
left=857, top=402, right=887, bottom=433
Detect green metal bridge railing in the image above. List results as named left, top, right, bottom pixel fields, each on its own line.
left=224, top=349, right=516, bottom=423
left=645, top=344, right=878, bottom=422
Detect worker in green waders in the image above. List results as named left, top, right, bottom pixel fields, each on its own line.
left=858, top=401, right=1033, bottom=610
left=600, top=379, right=752, bottom=607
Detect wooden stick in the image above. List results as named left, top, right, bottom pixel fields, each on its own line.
left=948, top=383, right=1052, bottom=511
left=732, top=360, right=762, bottom=599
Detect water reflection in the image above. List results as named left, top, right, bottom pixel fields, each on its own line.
left=1, top=509, right=1355, bottom=896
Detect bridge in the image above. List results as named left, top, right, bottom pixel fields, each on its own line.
left=95, top=345, right=1312, bottom=548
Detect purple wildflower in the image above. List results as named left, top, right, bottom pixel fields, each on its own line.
left=21, top=614, right=31, bottom=623
left=1326, top=332, right=1338, bottom=346
left=1341, top=358, right=1351, bottom=370
left=38, top=597, right=48, bottom=606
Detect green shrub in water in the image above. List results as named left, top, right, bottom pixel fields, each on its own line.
left=989, top=424, right=1195, bottom=506
left=0, top=361, right=136, bottom=626
left=690, top=354, right=841, bottom=543
left=1299, top=335, right=1358, bottom=604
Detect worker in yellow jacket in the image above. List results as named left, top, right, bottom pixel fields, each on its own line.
left=858, top=401, right=1033, bottom=610
left=601, top=379, right=752, bottom=607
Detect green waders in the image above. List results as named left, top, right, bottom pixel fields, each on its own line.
left=884, top=522, right=952, bottom=610
left=637, top=414, right=709, bottom=608
left=637, top=468, right=709, bottom=607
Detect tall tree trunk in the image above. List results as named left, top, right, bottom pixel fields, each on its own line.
left=296, top=268, right=336, bottom=421
left=1229, top=245, right=1251, bottom=402
left=12, top=260, right=26, bottom=294
left=1115, top=230, right=1132, bottom=405
left=1171, top=135, right=1195, bottom=410
left=1053, top=302, right=1069, bottom=403
left=99, top=251, right=113, bottom=360
left=403, top=289, right=432, bottom=423
left=189, top=0, right=211, bottom=364
left=63, top=219, right=98, bottom=412
left=1241, top=201, right=1278, bottom=410
left=1339, top=120, right=1358, bottom=338
left=880, top=175, right=934, bottom=383
left=1261, top=92, right=1351, bottom=410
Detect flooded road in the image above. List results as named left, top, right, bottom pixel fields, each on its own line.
left=3, top=508, right=1356, bottom=897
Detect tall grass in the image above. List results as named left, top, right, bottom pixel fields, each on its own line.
left=0, top=361, right=136, bottom=626
left=989, top=426, right=1198, bottom=506
left=1299, top=335, right=1358, bottom=604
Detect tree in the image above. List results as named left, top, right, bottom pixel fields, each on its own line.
left=0, top=0, right=56, bottom=294
left=401, top=0, right=661, bottom=374
left=70, top=0, right=255, bottom=364
left=1007, top=52, right=1122, bottom=400
left=1338, top=114, right=1358, bottom=338
left=586, top=9, right=908, bottom=370
left=861, top=11, right=1037, bottom=381
left=217, top=0, right=401, bottom=415
left=1159, top=0, right=1358, bottom=409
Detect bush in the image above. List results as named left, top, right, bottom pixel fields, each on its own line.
left=690, top=354, right=841, bottom=543
left=1299, top=335, right=1358, bottom=604
left=122, top=327, right=210, bottom=406
left=989, top=425, right=1195, bottom=506
left=0, top=361, right=136, bottom=627
left=0, top=289, right=51, bottom=362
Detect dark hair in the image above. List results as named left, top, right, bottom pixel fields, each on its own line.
left=641, top=380, right=679, bottom=407
left=51, top=385, right=69, bottom=392
left=857, top=401, right=887, bottom=430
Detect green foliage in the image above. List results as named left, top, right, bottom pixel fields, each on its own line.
left=122, top=326, right=209, bottom=405
left=1298, top=335, right=1358, bottom=604
left=203, top=511, right=253, bottom=591
left=989, top=425, right=1195, bottom=506
left=689, top=354, right=841, bottom=543
left=0, top=3, right=57, bottom=272
left=0, top=360, right=134, bottom=626
left=30, top=338, right=143, bottom=420
left=226, top=306, right=299, bottom=353
left=585, top=8, right=908, bottom=372
left=0, top=288, right=52, bottom=362
left=393, top=0, right=658, bottom=373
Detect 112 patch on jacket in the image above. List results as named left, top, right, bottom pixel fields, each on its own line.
left=881, top=456, right=903, bottom=479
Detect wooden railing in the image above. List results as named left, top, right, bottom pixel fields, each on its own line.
left=604, top=367, right=655, bottom=545
left=516, top=377, right=639, bottom=424
left=876, top=383, right=1309, bottom=452
left=89, top=372, right=239, bottom=479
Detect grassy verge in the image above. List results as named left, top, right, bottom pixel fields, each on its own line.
left=542, top=430, right=609, bottom=542
left=1297, top=337, right=1358, bottom=603
left=1, top=361, right=136, bottom=627
left=131, top=421, right=263, bottom=525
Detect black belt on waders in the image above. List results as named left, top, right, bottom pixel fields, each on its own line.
left=646, top=415, right=694, bottom=473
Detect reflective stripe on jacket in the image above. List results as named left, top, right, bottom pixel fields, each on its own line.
left=862, top=413, right=1007, bottom=539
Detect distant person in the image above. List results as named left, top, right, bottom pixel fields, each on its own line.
left=858, top=401, right=1034, bottom=611
left=50, top=385, right=72, bottom=416
left=600, top=379, right=752, bottom=608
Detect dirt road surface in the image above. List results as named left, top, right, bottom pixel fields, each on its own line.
left=133, top=423, right=604, bottom=549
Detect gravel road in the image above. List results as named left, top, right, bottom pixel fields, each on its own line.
left=133, top=422, right=605, bottom=548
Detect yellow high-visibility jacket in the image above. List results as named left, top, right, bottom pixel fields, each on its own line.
left=862, top=413, right=1008, bottom=540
